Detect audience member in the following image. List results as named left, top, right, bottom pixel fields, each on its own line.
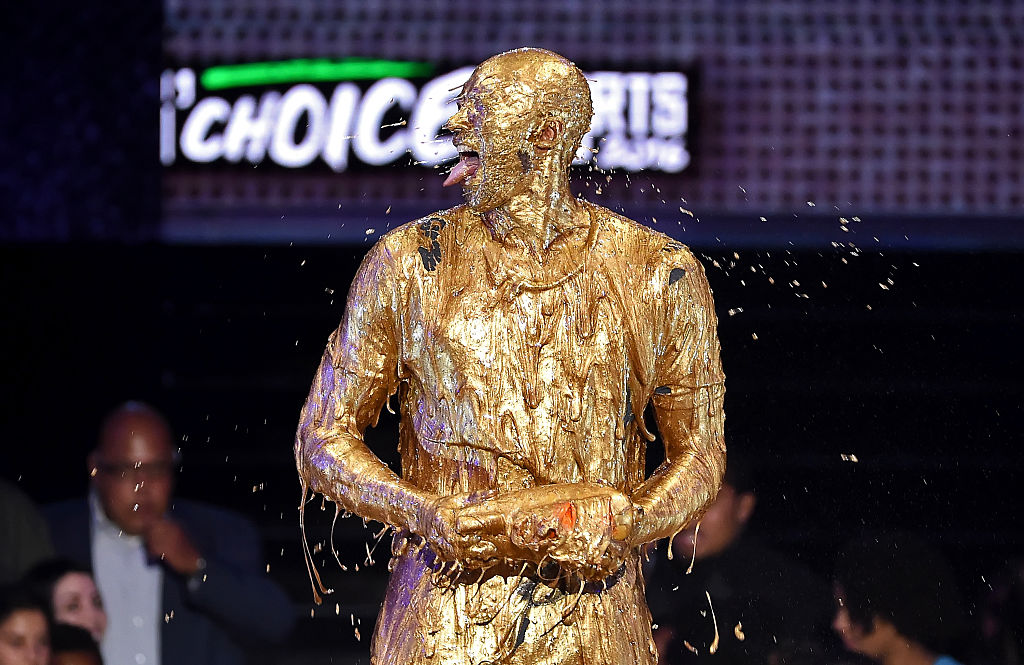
left=49, top=623, right=102, bottom=665
left=0, top=585, right=49, bottom=665
left=977, top=557, right=1024, bottom=665
left=24, top=559, right=106, bottom=643
left=0, top=480, right=53, bottom=585
left=833, top=532, right=967, bottom=665
left=645, top=457, right=834, bottom=665
left=44, top=401, right=295, bottom=665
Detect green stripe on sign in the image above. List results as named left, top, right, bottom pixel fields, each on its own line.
left=200, top=58, right=436, bottom=90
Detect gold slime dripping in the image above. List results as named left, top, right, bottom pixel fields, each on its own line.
left=295, top=48, right=726, bottom=665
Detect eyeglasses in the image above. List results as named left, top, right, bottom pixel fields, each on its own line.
left=92, top=460, right=177, bottom=481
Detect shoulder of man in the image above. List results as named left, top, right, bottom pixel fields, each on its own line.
left=375, top=206, right=466, bottom=248
left=589, top=203, right=698, bottom=262
left=168, top=498, right=254, bottom=534
left=587, top=202, right=706, bottom=299
left=353, top=205, right=468, bottom=272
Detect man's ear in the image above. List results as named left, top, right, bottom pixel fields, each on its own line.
left=533, top=119, right=563, bottom=149
left=87, top=451, right=98, bottom=478
left=736, top=491, right=757, bottom=526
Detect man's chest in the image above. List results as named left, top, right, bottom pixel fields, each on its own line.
left=404, top=271, right=628, bottom=385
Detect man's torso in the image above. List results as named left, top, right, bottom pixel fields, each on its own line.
left=365, top=203, right=702, bottom=664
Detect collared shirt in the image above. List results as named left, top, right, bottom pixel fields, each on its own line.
left=90, top=492, right=162, bottom=665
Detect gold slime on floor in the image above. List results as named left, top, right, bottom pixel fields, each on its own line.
left=296, top=47, right=726, bottom=665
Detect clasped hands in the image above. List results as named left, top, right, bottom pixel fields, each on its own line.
left=414, top=482, right=636, bottom=581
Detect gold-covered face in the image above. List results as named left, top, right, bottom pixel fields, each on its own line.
left=444, top=48, right=593, bottom=212
left=444, top=69, right=531, bottom=211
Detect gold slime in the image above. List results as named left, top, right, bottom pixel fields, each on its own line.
left=296, top=48, right=726, bottom=665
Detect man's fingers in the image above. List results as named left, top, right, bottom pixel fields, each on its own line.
left=464, top=538, right=498, bottom=561
left=455, top=509, right=505, bottom=535
left=464, top=488, right=500, bottom=505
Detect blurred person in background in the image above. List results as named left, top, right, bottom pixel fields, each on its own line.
left=44, top=401, right=295, bottom=665
left=833, top=532, right=967, bottom=665
left=0, top=480, right=53, bottom=585
left=976, top=557, right=1024, bottom=665
left=48, top=623, right=102, bottom=665
left=0, top=585, right=49, bottom=665
left=24, top=559, right=106, bottom=643
left=645, top=456, right=835, bottom=665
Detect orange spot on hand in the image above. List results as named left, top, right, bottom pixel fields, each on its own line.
left=556, top=502, right=578, bottom=531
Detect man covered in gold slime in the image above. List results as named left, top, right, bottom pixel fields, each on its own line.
left=296, top=48, right=726, bottom=664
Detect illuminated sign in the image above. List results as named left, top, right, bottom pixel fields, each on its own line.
left=160, top=59, right=692, bottom=174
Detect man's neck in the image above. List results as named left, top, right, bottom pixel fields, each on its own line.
left=481, top=168, right=587, bottom=257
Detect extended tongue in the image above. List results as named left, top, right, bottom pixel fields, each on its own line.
left=443, top=155, right=480, bottom=187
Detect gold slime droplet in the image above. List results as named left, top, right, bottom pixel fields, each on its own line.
left=686, top=522, right=701, bottom=574
left=706, top=591, right=720, bottom=654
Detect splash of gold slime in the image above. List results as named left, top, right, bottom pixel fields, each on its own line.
left=686, top=521, right=701, bottom=573
left=295, top=47, right=726, bottom=665
left=706, top=590, right=720, bottom=654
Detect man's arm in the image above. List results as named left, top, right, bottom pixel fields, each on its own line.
left=446, top=247, right=724, bottom=573
left=448, top=248, right=724, bottom=574
left=296, top=238, right=599, bottom=568
left=175, top=505, right=295, bottom=644
left=628, top=247, right=727, bottom=546
left=295, top=241, right=433, bottom=533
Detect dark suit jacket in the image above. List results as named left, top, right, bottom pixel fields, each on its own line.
left=45, top=498, right=295, bottom=665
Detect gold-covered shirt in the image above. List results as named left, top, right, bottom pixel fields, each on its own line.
left=297, top=201, right=725, bottom=664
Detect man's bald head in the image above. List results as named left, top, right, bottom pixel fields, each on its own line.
left=471, top=48, right=593, bottom=164
left=90, top=402, right=176, bottom=534
left=96, top=402, right=173, bottom=459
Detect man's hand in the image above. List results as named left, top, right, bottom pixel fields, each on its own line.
left=414, top=490, right=503, bottom=567
left=513, top=487, right=634, bottom=580
left=453, top=483, right=637, bottom=580
left=142, top=518, right=204, bottom=577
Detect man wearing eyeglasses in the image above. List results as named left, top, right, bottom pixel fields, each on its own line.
left=45, top=401, right=295, bottom=665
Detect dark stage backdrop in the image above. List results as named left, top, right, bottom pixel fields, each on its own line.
left=158, top=0, right=1023, bottom=248
left=2, top=1, right=1023, bottom=247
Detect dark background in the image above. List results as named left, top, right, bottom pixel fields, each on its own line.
left=2, top=2, right=1023, bottom=663
left=2, top=245, right=1020, bottom=662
